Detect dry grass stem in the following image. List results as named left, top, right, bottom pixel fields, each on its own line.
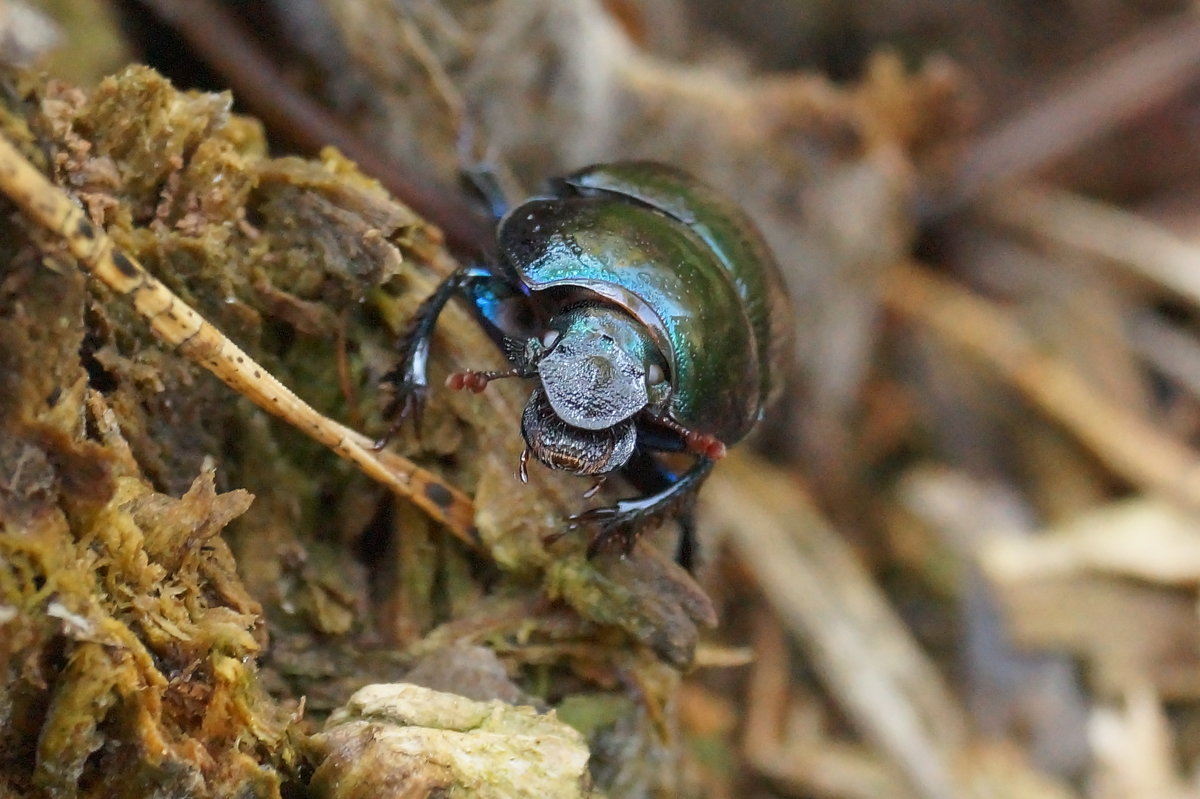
left=742, top=616, right=917, bottom=799
left=883, top=261, right=1200, bottom=510
left=707, top=452, right=969, bottom=799
left=986, top=185, right=1200, bottom=306
left=0, top=131, right=477, bottom=541
left=950, top=10, right=1200, bottom=207
left=1127, top=313, right=1200, bottom=399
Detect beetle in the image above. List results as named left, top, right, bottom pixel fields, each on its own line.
left=383, top=161, right=792, bottom=569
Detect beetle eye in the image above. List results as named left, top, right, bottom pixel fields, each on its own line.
left=542, top=330, right=561, bottom=349
left=646, top=363, right=665, bottom=385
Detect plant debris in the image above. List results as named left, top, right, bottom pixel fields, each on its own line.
left=11, top=2, right=1200, bottom=799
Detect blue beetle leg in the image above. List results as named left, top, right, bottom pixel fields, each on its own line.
left=377, top=264, right=493, bottom=448
left=574, top=458, right=715, bottom=562
left=455, top=117, right=516, bottom=221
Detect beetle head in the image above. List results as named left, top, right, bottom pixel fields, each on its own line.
left=520, top=304, right=668, bottom=475
left=521, top=387, right=637, bottom=475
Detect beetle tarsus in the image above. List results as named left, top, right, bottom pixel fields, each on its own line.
left=376, top=381, right=428, bottom=448
left=584, top=521, right=640, bottom=560
left=542, top=527, right=569, bottom=547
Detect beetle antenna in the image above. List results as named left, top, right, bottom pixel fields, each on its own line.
left=582, top=476, right=606, bottom=498
left=449, top=332, right=550, bottom=393
left=446, top=368, right=528, bottom=393
left=648, top=412, right=727, bottom=460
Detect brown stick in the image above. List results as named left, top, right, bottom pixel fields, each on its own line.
left=0, top=131, right=478, bottom=544
left=134, top=0, right=493, bottom=255
left=707, top=453, right=968, bottom=799
left=944, top=11, right=1200, bottom=212
left=985, top=185, right=1200, bottom=307
left=882, top=260, right=1200, bottom=508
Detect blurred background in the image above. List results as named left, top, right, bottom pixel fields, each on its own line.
left=7, top=1, right=1200, bottom=797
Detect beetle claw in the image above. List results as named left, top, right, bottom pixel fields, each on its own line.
left=567, top=503, right=647, bottom=559
left=542, top=527, right=572, bottom=548
left=377, top=380, right=428, bottom=447
left=585, top=520, right=640, bottom=560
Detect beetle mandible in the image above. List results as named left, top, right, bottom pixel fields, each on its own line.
left=383, top=161, right=792, bottom=569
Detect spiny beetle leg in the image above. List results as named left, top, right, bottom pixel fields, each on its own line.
left=569, top=458, right=715, bottom=565
left=620, top=448, right=698, bottom=570
left=380, top=265, right=491, bottom=442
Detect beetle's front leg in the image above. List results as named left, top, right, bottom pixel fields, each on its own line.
left=571, top=457, right=715, bottom=563
left=618, top=449, right=701, bottom=571
left=378, top=264, right=492, bottom=444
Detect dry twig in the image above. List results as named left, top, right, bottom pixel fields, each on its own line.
left=706, top=452, right=969, bottom=799
left=882, top=261, right=1200, bottom=509
left=947, top=10, right=1200, bottom=210
left=0, top=131, right=478, bottom=543
left=985, top=185, right=1200, bottom=307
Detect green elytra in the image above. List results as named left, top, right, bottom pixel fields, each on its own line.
left=384, top=161, right=793, bottom=567
left=501, top=161, right=791, bottom=446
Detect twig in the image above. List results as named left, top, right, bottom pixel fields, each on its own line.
left=707, top=452, right=969, bottom=799
left=133, top=0, right=493, bottom=255
left=941, top=10, right=1200, bottom=213
left=1127, top=312, right=1200, bottom=400
left=0, top=131, right=478, bottom=545
left=882, top=261, right=1200, bottom=509
left=986, top=185, right=1200, bottom=307
left=742, top=616, right=916, bottom=799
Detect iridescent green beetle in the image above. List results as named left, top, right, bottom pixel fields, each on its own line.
left=385, top=162, right=792, bottom=568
